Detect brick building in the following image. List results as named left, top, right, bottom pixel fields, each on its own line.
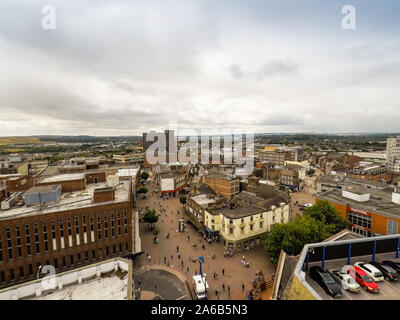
left=203, top=172, right=239, bottom=200
left=0, top=179, right=134, bottom=289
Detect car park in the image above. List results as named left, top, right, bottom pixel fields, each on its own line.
left=382, top=260, right=400, bottom=274
left=369, top=261, right=399, bottom=282
left=309, top=266, right=342, bottom=297
left=347, top=266, right=380, bottom=293
left=327, top=269, right=360, bottom=292
left=354, top=262, right=384, bottom=282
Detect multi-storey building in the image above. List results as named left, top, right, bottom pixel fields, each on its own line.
left=0, top=177, right=135, bottom=289
left=203, top=172, right=239, bottom=200
left=185, top=189, right=289, bottom=250
left=386, top=137, right=400, bottom=172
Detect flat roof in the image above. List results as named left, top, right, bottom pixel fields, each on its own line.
left=0, top=181, right=130, bottom=220
left=190, top=194, right=217, bottom=207
left=210, top=204, right=265, bottom=219
left=116, top=168, right=139, bottom=177
left=32, top=274, right=128, bottom=300
left=318, top=188, right=400, bottom=219
left=25, top=184, right=61, bottom=194
left=39, top=173, right=86, bottom=183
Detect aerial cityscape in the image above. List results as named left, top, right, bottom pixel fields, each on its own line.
left=0, top=0, right=400, bottom=305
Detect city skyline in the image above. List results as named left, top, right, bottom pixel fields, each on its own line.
left=0, top=0, right=399, bottom=135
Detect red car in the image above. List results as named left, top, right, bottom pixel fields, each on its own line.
left=347, top=266, right=379, bottom=293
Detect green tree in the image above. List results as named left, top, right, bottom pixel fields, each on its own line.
left=140, top=171, right=150, bottom=181
left=143, top=209, right=158, bottom=229
left=179, top=196, right=187, bottom=204
left=137, top=187, right=148, bottom=194
left=304, top=200, right=349, bottom=234
left=306, top=168, right=315, bottom=176
left=262, top=201, right=348, bottom=264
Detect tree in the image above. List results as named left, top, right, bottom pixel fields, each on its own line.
left=140, top=171, right=149, bottom=181
left=304, top=200, right=349, bottom=234
left=137, top=187, right=148, bottom=194
left=262, top=201, right=348, bottom=264
left=143, top=209, right=158, bottom=229
left=179, top=196, right=187, bottom=205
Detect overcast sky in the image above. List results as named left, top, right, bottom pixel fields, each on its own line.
left=0, top=0, right=399, bottom=136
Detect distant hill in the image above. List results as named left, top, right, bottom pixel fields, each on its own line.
left=0, top=137, right=43, bottom=146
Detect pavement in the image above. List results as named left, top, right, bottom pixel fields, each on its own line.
left=133, top=172, right=276, bottom=300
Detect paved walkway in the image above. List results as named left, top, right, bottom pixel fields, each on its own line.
left=133, top=176, right=275, bottom=300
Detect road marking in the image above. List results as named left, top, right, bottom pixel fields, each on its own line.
left=341, top=290, right=353, bottom=300
left=176, top=295, right=187, bottom=300
left=358, top=287, right=370, bottom=298
left=384, top=281, right=400, bottom=295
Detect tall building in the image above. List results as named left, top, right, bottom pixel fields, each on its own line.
left=386, top=136, right=400, bottom=172
left=142, top=130, right=177, bottom=166
left=0, top=176, right=136, bottom=289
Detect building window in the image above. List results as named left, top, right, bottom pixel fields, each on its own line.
left=77, top=253, right=81, bottom=263
left=43, top=222, right=49, bottom=252
left=250, top=216, right=253, bottom=221
left=229, top=219, right=233, bottom=224
left=59, top=219, right=64, bottom=237
left=62, top=256, right=66, bottom=268
left=28, top=264, right=33, bottom=276
left=111, top=212, right=115, bottom=237
left=229, top=228, right=233, bottom=234
left=124, top=209, right=128, bottom=235
left=241, top=226, right=245, bottom=234
left=19, top=266, right=24, bottom=278
left=97, top=213, right=102, bottom=240
left=70, top=255, right=74, bottom=266
left=260, top=214, right=263, bottom=218
left=348, top=212, right=371, bottom=229
left=117, top=210, right=121, bottom=236
left=49, top=221, right=56, bottom=251
left=10, top=269, right=15, bottom=281
left=25, top=224, right=31, bottom=256
left=54, top=258, right=58, bottom=269
left=387, top=220, right=398, bottom=235
left=16, top=226, right=22, bottom=258
left=67, top=217, right=72, bottom=236
left=260, top=222, right=263, bottom=229
left=112, top=244, right=116, bottom=255
left=34, top=224, right=40, bottom=254
left=104, top=212, right=108, bottom=240
left=119, top=243, right=122, bottom=253
left=75, top=216, right=80, bottom=245
left=241, top=218, right=244, bottom=223
left=106, top=246, right=109, bottom=256
left=90, top=213, right=94, bottom=242
left=0, top=271, right=5, bottom=283
left=250, top=224, right=253, bottom=231
left=82, top=215, right=87, bottom=233
left=6, top=227, right=12, bottom=260
left=85, top=251, right=89, bottom=261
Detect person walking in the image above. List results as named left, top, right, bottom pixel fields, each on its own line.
left=177, top=246, right=179, bottom=253
left=222, top=283, right=225, bottom=292
left=242, top=283, right=245, bottom=291
left=222, top=268, right=225, bottom=276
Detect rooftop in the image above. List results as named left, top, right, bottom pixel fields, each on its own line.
left=0, top=181, right=130, bottom=220
left=190, top=194, right=217, bottom=207
left=318, top=188, right=400, bottom=219
left=38, top=173, right=86, bottom=183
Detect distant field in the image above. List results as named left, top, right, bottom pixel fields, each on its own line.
left=0, top=137, right=42, bottom=146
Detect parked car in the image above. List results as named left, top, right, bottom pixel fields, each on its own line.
left=354, top=262, right=384, bottom=282
left=369, top=261, right=399, bottom=282
left=309, top=266, right=342, bottom=297
left=382, top=260, right=400, bottom=274
left=327, top=269, right=360, bottom=292
left=347, top=266, right=379, bottom=293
